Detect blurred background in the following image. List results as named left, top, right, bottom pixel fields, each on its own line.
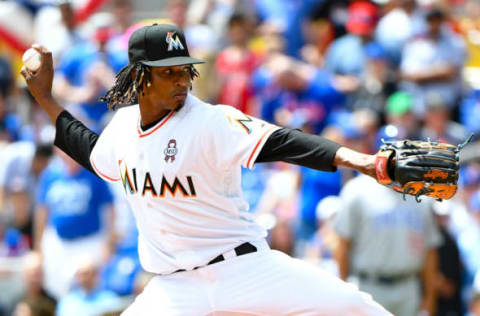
left=1, top=0, right=480, bottom=315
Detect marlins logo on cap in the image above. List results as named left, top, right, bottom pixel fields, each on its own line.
left=166, top=32, right=185, bottom=51
left=127, top=24, right=205, bottom=67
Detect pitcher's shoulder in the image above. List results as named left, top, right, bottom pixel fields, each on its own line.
left=110, top=104, right=140, bottom=123
left=187, top=94, right=226, bottom=118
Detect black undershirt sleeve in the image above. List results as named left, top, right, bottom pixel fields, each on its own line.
left=54, top=110, right=99, bottom=175
left=256, top=127, right=341, bottom=172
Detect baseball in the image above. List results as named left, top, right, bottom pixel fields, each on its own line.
left=22, top=48, right=42, bottom=72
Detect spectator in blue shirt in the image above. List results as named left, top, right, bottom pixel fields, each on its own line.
left=35, top=150, right=116, bottom=299
left=57, top=256, right=122, bottom=316
left=254, top=0, right=323, bottom=58
left=252, top=54, right=345, bottom=134
left=296, top=111, right=369, bottom=243
left=324, top=1, right=380, bottom=78
left=54, top=27, right=128, bottom=132
left=399, top=7, right=466, bottom=117
left=0, top=56, right=23, bottom=143
left=0, top=142, right=53, bottom=246
left=347, top=42, right=397, bottom=114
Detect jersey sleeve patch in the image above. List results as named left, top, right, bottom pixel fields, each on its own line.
left=211, top=105, right=280, bottom=169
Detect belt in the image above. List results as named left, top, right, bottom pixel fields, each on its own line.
left=356, top=271, right=416, bottom=285
left=174, top=242, right=257, bottom=273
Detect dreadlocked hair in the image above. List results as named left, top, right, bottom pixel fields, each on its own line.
left=100, top=62, right=200, bottom=110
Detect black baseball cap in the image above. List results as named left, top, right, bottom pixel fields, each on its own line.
left=128, top=24, right=205, bottom=67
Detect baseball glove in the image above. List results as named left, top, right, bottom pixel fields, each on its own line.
left=375, top=136, right=473, bottom=202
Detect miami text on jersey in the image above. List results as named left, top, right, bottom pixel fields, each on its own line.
left=119, top=162, right=196, bottom=198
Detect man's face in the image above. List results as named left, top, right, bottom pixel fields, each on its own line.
left=427, top=17, right=444, bottom=37
left=143, top=65, right=192, bottom=111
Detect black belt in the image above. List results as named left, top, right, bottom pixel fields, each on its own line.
left=174, top=242, right=257, bottom=273
left=357, top=271, right=416, bottom=285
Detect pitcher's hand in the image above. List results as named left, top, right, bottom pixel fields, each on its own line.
left=20, top=44, right=54, bottom=103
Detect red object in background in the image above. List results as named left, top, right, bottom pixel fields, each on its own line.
left=346, top=1, right=379, bottom=36
left=215, top=48, right=260, bottom=114
left=94, top=27, right=113, bottom=43
left=0, top=0, right=108, bottom=55
left=74, top=0, right=109, bottom=25
left=0, top=26, right=29, bottom=53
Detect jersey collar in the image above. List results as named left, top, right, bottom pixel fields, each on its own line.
left=137, top=110, right=175, bottom=138
left=136, top=94, right=193, bottom=138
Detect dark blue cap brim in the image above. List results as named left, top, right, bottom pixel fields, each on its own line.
left=139, top=56, right=205, bottom=67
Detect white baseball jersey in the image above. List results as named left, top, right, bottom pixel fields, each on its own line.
left=90, top=94, right=280, bottom=274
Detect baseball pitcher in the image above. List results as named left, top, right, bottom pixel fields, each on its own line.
left=21, top=24, right=460, bottom=316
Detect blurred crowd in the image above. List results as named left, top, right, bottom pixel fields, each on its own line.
left=1, top=0, right=480, bottom=315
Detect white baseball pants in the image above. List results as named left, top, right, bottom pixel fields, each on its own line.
left=122, top=240, right=392, bottom=316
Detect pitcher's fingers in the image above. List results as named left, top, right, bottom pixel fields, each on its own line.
left=31, top=43, right=50, bottom=54
left=30, top=46, right=53, bottom=71
left=31, top=44, right=53, bottom=68
left=39, top=50, right=53, bottom=69
left=20, top=66, right=31, bottom=80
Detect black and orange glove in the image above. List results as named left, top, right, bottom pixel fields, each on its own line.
left=375, top=137, right=472, bottom=202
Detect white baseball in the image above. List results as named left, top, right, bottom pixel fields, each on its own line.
left=22, top=48, right=42, bottom=72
